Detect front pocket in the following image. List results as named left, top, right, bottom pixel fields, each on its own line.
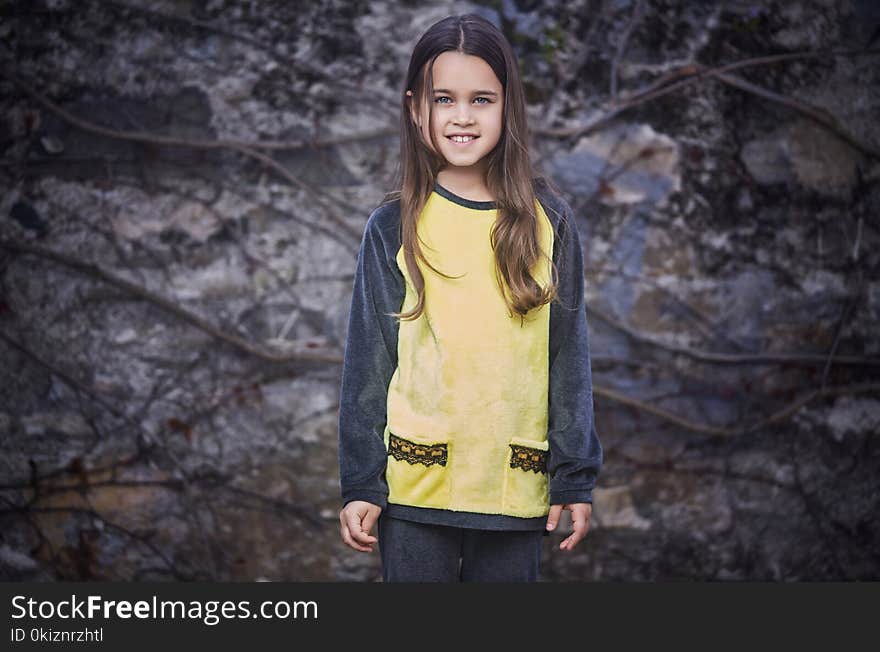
left=502, top=437, right=550, bottom=517
left=386, top=431, right=451, bottom=508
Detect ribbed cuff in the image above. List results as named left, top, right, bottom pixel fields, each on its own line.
left=549, top=488, right=594, bottom=505
left=341, top=490, right=388, bottom=510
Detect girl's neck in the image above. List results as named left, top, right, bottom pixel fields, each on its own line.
left=435, top=170, right=494, bottom=202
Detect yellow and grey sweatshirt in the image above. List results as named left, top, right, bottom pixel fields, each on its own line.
left=337, top=177, right=603, bottom=532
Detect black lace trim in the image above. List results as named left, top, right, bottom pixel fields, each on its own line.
left=388, top=432, right=448, bottom=467
left=509, top=444, right=549, bottom=474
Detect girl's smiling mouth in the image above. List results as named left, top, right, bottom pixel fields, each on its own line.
left=447, top=135, right=479, bottom=145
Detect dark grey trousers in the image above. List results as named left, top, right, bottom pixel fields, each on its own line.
left=377, top=513, right=544, bottom=582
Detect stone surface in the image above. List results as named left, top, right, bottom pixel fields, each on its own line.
left=0, top=0, right=877, bottom=582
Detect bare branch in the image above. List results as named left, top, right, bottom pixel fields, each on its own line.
left=596, top=381, right=880, bottom=436
left=610, top=0, right=646, bottom=101
left=537, top=47, right=880, bottom=160
left=0, top=239, right=343, bottom=364
left=588, top=302, right=880, bottom=367
left=0, top=67, right=367, bottom=243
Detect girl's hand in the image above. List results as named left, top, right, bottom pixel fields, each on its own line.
left=339, top=500, right=382, bottom=552
left=545, top=502, right=593, bottom=551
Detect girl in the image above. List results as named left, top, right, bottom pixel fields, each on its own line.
left=337, top=13, right=603, bottom=582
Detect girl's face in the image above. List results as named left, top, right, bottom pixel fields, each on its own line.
left=410, top=51, right=504, bottom=176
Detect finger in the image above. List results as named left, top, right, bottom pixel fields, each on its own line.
left=345, top=510, right=377, bottom=546
left=360, top=509, right=380, bottom=543
left=561, top=529, right=586, bottom=549
left=341, top=522, right=373, bottom=552
left=545, top=504, right=563, bottom=532
left=560, top=514, right=591, bottom=550
left=574, top=509, right=591, bottom=532
left=340, top=513, right=374, bottom=552
left=560, top=531, right=584, bottom=550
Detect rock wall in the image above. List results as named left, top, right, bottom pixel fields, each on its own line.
left=1, top=0, right=878, bottom=581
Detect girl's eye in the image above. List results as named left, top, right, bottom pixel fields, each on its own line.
left=435, top=96, right=491, bottom=105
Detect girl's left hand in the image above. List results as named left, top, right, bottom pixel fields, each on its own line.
left=545, top=502, right=592, bottom=551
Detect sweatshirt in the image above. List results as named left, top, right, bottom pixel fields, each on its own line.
left=337, top=176, right=603, bottom=532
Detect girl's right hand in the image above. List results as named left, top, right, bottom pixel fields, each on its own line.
left=339, top=500, right=382, bottom=552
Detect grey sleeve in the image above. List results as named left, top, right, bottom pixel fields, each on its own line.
left=337, top=208, right=404, bottom=510
left=547, top=200, right=604, bottom=505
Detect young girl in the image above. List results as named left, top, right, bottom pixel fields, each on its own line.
left=337, top=13, right=603, bottom=582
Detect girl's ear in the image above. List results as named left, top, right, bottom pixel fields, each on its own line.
left=406, top=91, right=423, bottom=129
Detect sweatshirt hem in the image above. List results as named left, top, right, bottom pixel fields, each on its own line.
left=384, top=502, right=549, bottom=532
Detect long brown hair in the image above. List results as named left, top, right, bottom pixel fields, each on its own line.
left=381, top=13, right=559, bottom=322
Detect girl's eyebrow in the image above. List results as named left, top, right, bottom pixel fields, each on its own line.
left=433, top=88, right=499, bottom=96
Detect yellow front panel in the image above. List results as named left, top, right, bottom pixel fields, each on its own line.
left=385, top=194, right=555, bottom=518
